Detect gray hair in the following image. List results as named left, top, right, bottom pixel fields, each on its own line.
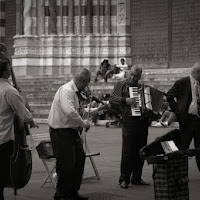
left=191, top=62, right=200, bottom=81
left=73, top=68, right=91, bottom=82
left=130, top=64, right=143, bottom=76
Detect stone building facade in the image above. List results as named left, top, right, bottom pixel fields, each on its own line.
left=1, top=0, right=200, bottom=76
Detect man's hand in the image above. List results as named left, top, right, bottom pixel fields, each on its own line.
left=28, top=120, right=39, bottom=129
left=126, top=98, right=137, bottom=108
left=84, top=120, right=91, bottom=132
left=97, top=103, right=106, bottom=111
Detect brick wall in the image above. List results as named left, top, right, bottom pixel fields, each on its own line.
left=5, top=0, right=16, bottom=60
left=130, top=0, right=169, bottom=68
left=130, top=0, right=200, bottom=69
left=0, top=0, right=5, bottom=44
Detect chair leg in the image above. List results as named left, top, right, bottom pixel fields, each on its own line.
left=88, top=156, right=100, bottom=180
left=85, top=143, right=100, bottom=180
left=41, top=160, right=56, bottom=189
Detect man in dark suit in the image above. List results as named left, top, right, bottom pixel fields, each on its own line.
left=166, top=62, right=200, bottom=171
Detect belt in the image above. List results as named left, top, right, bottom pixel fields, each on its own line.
left=188, top=114, right=200, bottom=121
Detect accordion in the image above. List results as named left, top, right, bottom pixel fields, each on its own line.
left=129, top=85, right=164, bottom=119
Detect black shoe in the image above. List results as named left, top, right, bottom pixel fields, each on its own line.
left=131, top=179, right=150, bottom=186
left=54, top=197, right=71, bottom=200
left=73, top=193, right=89, bottom=200
left=120, top=181, right=128, bottom=189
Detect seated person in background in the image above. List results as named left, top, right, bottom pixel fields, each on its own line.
left=112, top=58, right=128, bottom=80
left=153, top=110, right=177, bottom=127
left=104, top=58, right=129, bottom=81
left=94, top=59, right=111, bottom=82
left=152, top=99, right=177, bottom=127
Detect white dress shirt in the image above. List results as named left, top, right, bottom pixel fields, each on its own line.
left=188, top=75, right=200, bottom=116
left=47, top=80, right=87, bottom=129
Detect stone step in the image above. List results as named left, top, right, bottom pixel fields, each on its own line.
left=14, top=68, right=191, bottom=120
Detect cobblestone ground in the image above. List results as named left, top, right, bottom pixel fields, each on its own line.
left=4, top=124, right=200, bottom=200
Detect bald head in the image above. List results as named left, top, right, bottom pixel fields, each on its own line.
left=127, top=64, right=143, bottom=85
left=191, top=62, right=200, bottom=82
left=130, top=64, right=143, bottom=76
left=73, top=68, right=91, bottom=91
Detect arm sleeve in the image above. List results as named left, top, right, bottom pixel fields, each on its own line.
left=109, top=82, right=126, bottom=105
left=5, top=89, right=33, bottom=122
left=165, top=81, right=180, bottom=114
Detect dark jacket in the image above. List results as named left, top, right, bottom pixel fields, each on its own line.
left=166, top=76, right=192, bottom=127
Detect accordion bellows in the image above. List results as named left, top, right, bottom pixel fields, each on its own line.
left=129, top=85, right=164, bottom=119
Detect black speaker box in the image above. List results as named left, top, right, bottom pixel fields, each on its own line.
left=36, top=141, right=54, bottom=159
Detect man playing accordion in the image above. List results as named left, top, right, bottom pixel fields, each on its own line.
left=109, top=65, right=150, bottom=189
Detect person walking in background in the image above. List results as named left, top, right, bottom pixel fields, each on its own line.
left=48, top=68, right=105, bottom=200
left=0, top=58, right=38, bottom=200
left=109, top=65, right=150, bottom=189
left=166, top=62, right=200, bottom=171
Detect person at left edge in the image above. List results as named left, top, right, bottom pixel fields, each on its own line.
left=48, top=68, right=105, bottom=200
left=0, top=59, right=39, bottom=200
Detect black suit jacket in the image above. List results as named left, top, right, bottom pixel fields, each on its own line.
left=166, top=76, right=192, bottom=127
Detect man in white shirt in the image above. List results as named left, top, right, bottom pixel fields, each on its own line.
left=48, top=68, right=102, bottom=200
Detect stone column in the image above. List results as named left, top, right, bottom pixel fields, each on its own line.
left=49, top=0, right=57, bottom=34
left=78, top=0, right=82, bottom=34
left=104, top=0, right=111, bottom=34
left=86, top=0, right=92, bottom=34
left=63, top=0, right=68, bottom=34
left=23, top=0, right=32, bottom=35
left=57, top=0, right=63, bottom=35
left=99, top=0, right=105, bottom=34
left=111, top=0, right=117, bottom=34
left=45, top=0, right=50, bottom=35
left=117, top=0, right=130, bottom=34
left=93, top=0, right=100, bottom=34
left=32, top=0, right=37, bottom=35
left=74, top=0, right=81, bottom=35
left=116, top=0, right=131, bottom=66
left=81, top=0, right=87, bottom=35
left=68, top=0, right=74, bottom=34
left=37, top=0, right=45, bottom=36
left=16, top=0, right=23, bottom=35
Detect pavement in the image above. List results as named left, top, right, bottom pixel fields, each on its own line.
left=4, top=124, right=200, bottom=200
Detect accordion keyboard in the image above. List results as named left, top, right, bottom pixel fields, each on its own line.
left=129, top=87, right=142, bottom=116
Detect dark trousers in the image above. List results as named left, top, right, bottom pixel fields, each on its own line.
left=49, top=127, right=86, bottom=199
left=119, top=117, right=149, bottom=184
left=180, top=117, right=200, bottom=171
left=0, top=141, right=13, bottom=200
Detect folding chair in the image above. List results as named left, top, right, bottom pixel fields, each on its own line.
left=82, top=131, right=101, bottom=181
left=32, top=133, right=56, bottom=188
left=36, top=141, right=56, bottom=188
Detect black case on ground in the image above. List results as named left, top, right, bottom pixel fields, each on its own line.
left=36, top=141, right=54, bottom=159
left=140, top=129, right=200, bottom=200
